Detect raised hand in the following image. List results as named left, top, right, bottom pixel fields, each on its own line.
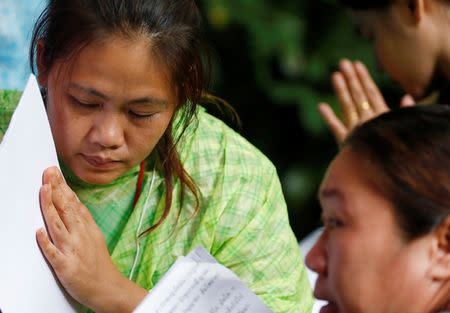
left=36, top=167, right=147, bottom=313
left=319, top=59, right=415, bottom=143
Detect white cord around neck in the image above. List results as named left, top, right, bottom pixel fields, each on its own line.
left=128, top=166, right=156, bottom=281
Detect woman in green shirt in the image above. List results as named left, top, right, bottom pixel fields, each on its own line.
left=0, top=1, right=312, bottom=312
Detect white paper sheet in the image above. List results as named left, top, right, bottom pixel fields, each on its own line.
left=134, top=247, right=273, bottom=313
left=0, top=75, right=78, bottom=312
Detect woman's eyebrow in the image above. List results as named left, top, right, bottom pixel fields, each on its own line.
left=127, top=97, right=168, bottom=108
left=319, top=187, right=352, bottom=219
left=69, top=83, right=110, bottom=101
left=317, top=187, right=345, bottom=207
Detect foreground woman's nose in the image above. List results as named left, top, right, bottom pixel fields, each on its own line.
left=305, top=231, right=328, bottom=276
left=90, top=113, right=125, bottom=149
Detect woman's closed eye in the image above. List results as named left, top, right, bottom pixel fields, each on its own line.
left=69, top=95, right=100, bottom=109
left=128, top=110, right=157, bottom=120
left=321, top=215, right=344, bottom=229
left=68, top=95, right=158, bottom=120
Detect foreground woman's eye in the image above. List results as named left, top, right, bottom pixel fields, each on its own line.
left=323, top=217, right=344, bottom=229
left=69, top=96, right=99, bottom=109
left=128, top=110, right=157, bottom=120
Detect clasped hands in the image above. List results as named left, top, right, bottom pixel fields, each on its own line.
left=319, top=59, right=415, bottom=143
left=36, top=167, right=147, bottom=313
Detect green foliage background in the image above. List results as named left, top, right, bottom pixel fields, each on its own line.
left=198, top=0, right=403, bottom=239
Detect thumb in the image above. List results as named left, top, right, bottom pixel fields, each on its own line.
left=318, top=103, right=347, bottom=144
left=400, top=94, right=415, bottom=107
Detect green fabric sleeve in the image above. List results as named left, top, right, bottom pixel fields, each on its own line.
left=211, top=162, right=314, bottom=313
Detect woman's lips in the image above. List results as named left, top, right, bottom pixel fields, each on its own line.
left=314, top=282, right=339, bottom=313
left=81, top=154, right=120, bottom=170
left=319, top=302, right=339, bottom=313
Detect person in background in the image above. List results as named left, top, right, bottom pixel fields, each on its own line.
left=306, top=105, right=450, bottom=313
left=0, top=0, right=313, bottom=312
left=319, top=0, right=450, bottom=143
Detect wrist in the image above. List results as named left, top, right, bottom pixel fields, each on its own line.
left=91, top=274, right=148, bottom=313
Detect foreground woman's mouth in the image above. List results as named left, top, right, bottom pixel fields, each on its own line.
left=320, top=301, right=339, bottom=313
left=82, top=154, right=120, bottom=169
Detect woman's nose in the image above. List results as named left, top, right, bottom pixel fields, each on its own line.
left=89, top=113, right=125, bottom=149
left=305, top=230, right=328, bottom=276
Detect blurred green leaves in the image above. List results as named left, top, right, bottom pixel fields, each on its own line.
left=202, top=0, right=381, bottom=135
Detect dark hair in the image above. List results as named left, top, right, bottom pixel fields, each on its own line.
left=339, top=0, right=392, bottom=11
left=343, top=105, right=450, bottom=240
left=29, top=0, right=210, bottom=235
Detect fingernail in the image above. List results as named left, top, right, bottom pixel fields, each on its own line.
left=340, top=59, right=351, bottom=69
left=354, top=61, right=364, bottom=69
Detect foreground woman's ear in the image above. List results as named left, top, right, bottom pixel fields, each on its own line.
left=429, top=216, right=450, bottom=280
